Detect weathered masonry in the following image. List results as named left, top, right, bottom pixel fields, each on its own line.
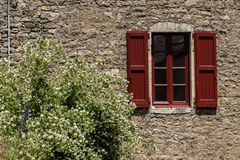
left=0, top=0, right=240, bottom=159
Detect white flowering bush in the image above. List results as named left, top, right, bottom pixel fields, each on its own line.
left=0, top=39, right=138, bottom=159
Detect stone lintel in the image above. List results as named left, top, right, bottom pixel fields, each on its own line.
left=150, top=22, right=193, bottom=32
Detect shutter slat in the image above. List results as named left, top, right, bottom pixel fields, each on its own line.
left=194, top=31, right=217, bottom=108
left=127, top=31, right=149, bottom=108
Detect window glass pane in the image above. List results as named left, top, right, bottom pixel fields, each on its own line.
left=155, top=69, right=166, bottom=84
left=155, top=86, right=167, bottom=101
left=153, top=35, right=166, bottom=67
left=155, top=52, right=166, bottom=67
left=173, top=54, right=185, bottom=67
left=172, top=35, right=185, bottom=67
left=174, top=86, right=185, bottom=101
left=173, top=70, right=185, bottom=84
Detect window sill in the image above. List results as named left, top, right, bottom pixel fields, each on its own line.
left=150, top=106, right=193, bottom=114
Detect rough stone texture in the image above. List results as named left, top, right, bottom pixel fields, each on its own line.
left=132, top=102, right=240, bottom=159
left=0, top=0, right=240, bottom=159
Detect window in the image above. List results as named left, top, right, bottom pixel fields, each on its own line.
left=152, top=33, right=189, bottom=107
left=127, top=31, right=217, bottom=109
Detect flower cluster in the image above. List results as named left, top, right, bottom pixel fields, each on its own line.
left=0, top=39, right=138, bottom=159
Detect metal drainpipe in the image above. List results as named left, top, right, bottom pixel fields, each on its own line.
left=7, top=0, right=11, bottom=68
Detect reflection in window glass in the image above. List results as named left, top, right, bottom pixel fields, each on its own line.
left=172, top=35, right=185, bottom=67
left=153, top=35, right=166, bottom=51
left=153, top=35, right=166, bottom=67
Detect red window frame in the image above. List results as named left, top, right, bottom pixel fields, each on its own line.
left=152, top=33, right=190, bottom=108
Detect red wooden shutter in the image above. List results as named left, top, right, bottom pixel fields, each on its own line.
left=194, top=31, right=217, bottom=108
left=127, top=31, right=149, bottom=108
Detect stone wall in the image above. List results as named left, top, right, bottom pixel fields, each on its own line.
left=0, top=1, right=7, bottom=59
left=0, top=0, right=240, bottom=159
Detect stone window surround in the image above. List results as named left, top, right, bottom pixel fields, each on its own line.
left=148, top=22, right=194, bottom=114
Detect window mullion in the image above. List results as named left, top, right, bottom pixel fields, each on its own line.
left=167, top=35, right=173, bottom=104
left=185, top=34, right=190, bottom=102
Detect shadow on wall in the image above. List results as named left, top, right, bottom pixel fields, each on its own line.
left=132, top=108, right=217, bottom=116
left=133, top=108, right=149, bottom=117
left=195, top=108, right=217, bottom=115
